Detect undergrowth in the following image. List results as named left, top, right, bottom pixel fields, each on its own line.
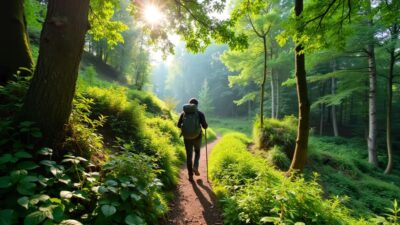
left=209, top=133, right=399, bottom=225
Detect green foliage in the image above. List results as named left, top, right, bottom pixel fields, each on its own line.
left=307, top=137, right=400, bottom=216
left=253, top=116, right=297, bottom=157
left=209, top=134, right=369, bottom=225
left=83, top=86, right=146, bottom=142
left=208, top=117, right=253, bottom=136
left=203, top=128, right=217, bottom=144
left=127, top=89, right=170, bottom=117
left=265, top=146, right=291, bottom=171
left=198, top=79, right=215, bottom=115
left=93, top=153, right=167, bottom=225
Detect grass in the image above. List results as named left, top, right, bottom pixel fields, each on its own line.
left=209, top=133, right=372, bottom=225
left=207, top=116, right=253, bottom=136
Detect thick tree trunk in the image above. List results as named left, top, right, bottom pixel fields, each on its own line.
left=260, top=36, right=268, bottom=128
left=0, top=0, right=34, bottom=84
left=288, top=0, right=310, bottom=173
left=367, top=42, right=378, bottom=166
left=22, top=0, right=90, bottom=149
left=331, top=77, right=339, bottom=136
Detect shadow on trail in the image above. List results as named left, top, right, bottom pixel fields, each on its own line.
left=190, top=179, right=221, bottom=225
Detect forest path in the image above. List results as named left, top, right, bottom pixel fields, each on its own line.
left=161, top=137, right=223, bottom=225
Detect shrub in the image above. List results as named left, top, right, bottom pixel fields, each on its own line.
left=265, top=146, right=290, bottom=171
left=253, top=116, right=297, bottom=157
left=127, top=89, right=170, bottom=118
left=210, top=133, right=369, bottom=225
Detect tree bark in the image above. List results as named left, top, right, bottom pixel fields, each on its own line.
left=270, top=69, right=275, bottom=118
left=260, top=36, right=268, bottom=128
left=22, top=0, right=90, bottom=149
left=276, top=71, right=280, bottom=118
left=367, top=43, right=378, bottom=166
left=384, top=52, right=394, bottom=174
left=384, top=24, right=398, bottom=174
left=0, top=0, right=34, bottom=84
left=319, top=81, right=326, bottom=136
left=288, top=0, right=310, bottom=173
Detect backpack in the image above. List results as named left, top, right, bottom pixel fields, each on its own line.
left=181, top=104, right=201, bottom=139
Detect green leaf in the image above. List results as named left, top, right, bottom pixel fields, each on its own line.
left=40, top=160, right=56, bottom=167
left=17, top=161, right=39, bottom=170
left=18, top=196, right=30, bottom=209
left=20, top=176, right=39, bottom=183
left=0, top=209, right=14, bottom=225
left=125, top=214, right=145, bottom=225
left=0, top=154, right=14, bottom=165
left=37, top=148, right=53, bottom=156
left=59, top=220, right=83, bottom=225
left=10, top=170, right=28, bottom=183
left=130, top=193, right=141, bottom=201
left=120, top=189, right=130, bottom=201
left=105, top=179, right=118, bottom=186
left=15, top=151, right=33, bottom=159
left=0, top=176, right=12, bottom=188
left=17, top=182, right=36, bottom=195
left=50, top=166, right=63, bottom=177
left=30, top=194, right=50, bottom=205
left=60, top=191, right=73, bottom=199
left=31, top=130, right=42, bottom=138
left=24, top=211, right=47, bottom=225
left=101, top=205, right=117, bottom=217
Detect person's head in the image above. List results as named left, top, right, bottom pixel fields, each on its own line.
left=189, top=98, right=198, bottom=106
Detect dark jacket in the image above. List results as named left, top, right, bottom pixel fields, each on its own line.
left=177, top=110, right=208, bottom=130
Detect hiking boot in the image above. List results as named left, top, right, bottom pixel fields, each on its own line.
left=188, top=176, right=194, bottom=182
left=193, top=168, right=200, bottom=176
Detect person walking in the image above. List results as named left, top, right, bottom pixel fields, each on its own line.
left=177, top=98, right=208, bottom=181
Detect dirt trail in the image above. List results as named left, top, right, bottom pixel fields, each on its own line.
left=161, top=138, right=223, bottom=225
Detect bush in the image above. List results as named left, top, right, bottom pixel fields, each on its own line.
left=210, top=133, right=369, bottom=225
left=265, top=146, right=290, bottom=171
left=128, top=89, right=170, bottom=118
left=83, top=86, right=146, bottom=143
left=253, top=116, right=297, bottom=158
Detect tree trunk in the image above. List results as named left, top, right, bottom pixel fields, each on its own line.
left=384, top=24, right=397, bottom=174
left=260, top=36, right=268, bottom=128
left=331, top=77, right=339, bottom=136
left=22, top=0, right=90, bottom=149
left=270, top=69, right=275, bottom=118
left=319, top=81, right=326, bottom=135
left=367, top=43, right=378, bottom=166
left=0, top=0, right=34, bottom=84
left=384, top=53, right=394, bottom=174
left=288, top=0, right=310, bottom=173
left=276, top=71, right=280, bottom=118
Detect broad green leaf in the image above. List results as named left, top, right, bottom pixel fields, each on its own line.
left=59, top=220, right=83, bottom=225
left=17, top=161, right=39, bottom=170
left=18, top=196, right=30, bottom=209
left=37, top=148, right=53, bottom=156
left=17, top=182, right=36, bottom=195
left=0, top=176, right=12, bottom=188
left=10, top=169, right=28, bottom=183
left=0, top=209, right=14, bottom=225
left=130, top=193, right=141, bottom=201
left=0, top=154, right=13, bottom=165
left=30, top=194, right=50, bottom=205
left=24, top=211, right=47, bottom=225
left=60, top=191, right=73, bottom=199
left=101, top=205, right=117, bottom=217
left=105, top=179, right=118, bottom=186
left=15, top=151, right=33, bottom=159
left=125, top=214, right=145, bottom=225
left=20, top=176, right=39, bottom=183
left=40, top=160, right=56, bottom=167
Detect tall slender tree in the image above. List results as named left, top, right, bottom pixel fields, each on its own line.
left=288, top=0, right=310, bottom=173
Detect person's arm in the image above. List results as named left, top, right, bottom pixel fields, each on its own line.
left=177, top=113, right=184, bottom=128
left=199, top=111, right=208, bottom=129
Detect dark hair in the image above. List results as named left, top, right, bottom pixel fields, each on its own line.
left=189, top=98, right=198, bottom=105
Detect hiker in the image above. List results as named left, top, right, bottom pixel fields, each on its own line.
left=177, top=98, right=208, bottom=181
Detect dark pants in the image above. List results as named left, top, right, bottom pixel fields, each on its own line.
left=184, top=135, right=202, bottom=177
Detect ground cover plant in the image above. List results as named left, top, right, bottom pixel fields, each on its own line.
left=209, top=133, right=399, bottom=225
